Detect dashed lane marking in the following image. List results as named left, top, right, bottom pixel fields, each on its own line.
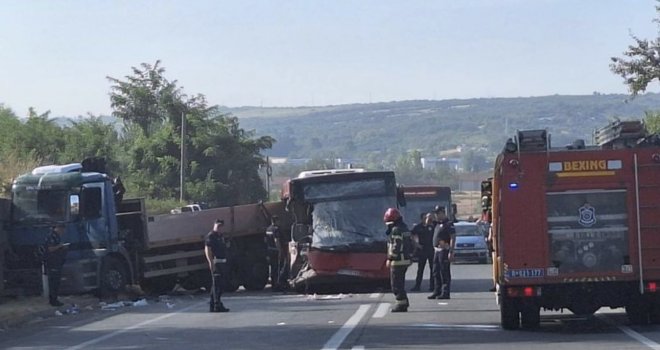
left=369, top=293, right=381, bottom=298
left=406, top=323, right=500, bottom=331
left=599, top=314, right=660, bottom=350
left=372, top=303, right=390, bottom=318
left=321, top=304, right=371, bottom=350
left=65, top=300, right=207, bottom=350
left=351, top=346, right=366, bottom=350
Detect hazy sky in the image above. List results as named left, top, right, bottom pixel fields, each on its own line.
left=1, top=0, right=659, bottom=117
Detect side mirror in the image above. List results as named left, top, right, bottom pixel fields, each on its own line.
left=69, top=194, right=80, bottom=220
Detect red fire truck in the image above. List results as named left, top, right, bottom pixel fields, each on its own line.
left=490, top=120, right=660, bottom=329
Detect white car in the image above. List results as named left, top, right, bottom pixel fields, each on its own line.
left=453, top=221, right=489, bottom=264
left=170, top=204, right=202, bottom=214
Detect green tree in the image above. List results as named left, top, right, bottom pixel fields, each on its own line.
left=16, top=108, right=65, bottom=163
left=59, top=116, right=121, bottom=171
left=108, top=60, right=184, bottom=137
left=644, top=110, right=660, bottom=133
left=109, top=61, right=274, bottom=206
left=610, top=1, right=660, bottom=96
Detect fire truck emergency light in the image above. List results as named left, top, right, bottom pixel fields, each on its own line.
left=509, top=182, right=519, bottom=189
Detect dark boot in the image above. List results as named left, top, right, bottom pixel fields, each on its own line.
left=215, top=303, right=230, bottom=312
left=391, top=303, right=408, bottom=312
left=410, top=285, right=421, bottom=292
left=50, top=299, right=63, bottom=307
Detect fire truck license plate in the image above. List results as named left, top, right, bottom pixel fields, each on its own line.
left=506, top=268, right=544, bottom=278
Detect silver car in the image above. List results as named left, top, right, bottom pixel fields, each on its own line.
left=453, top=221, right=489, bottom=264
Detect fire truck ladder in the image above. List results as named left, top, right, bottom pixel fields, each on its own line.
left=635, top=153, right=660, bottom=294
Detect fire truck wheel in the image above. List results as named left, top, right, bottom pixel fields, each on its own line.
left=520, top=305, right=540, bottom=329
left=500, top=296, right=520, bottom=330
left=649, top=302, right=660, bottom=324
left=626, top=299, right=650, bottom=325
left=100, top=257, right=128, bottom=297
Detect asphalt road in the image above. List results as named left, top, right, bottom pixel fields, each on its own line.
left=1, top=263, right=660, bottom=350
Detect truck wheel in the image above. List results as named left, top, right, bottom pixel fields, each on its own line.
left=223, top=275, right=241, bottom=292
left=223, top=264, right=241, bottom=292
left=500, top=296, right=520, bottom=330
left=627, top=298, right=650, bottom=325
left=140, top=276, right=177, bottom=295
left=243, top=262, right=268, bottom=291
left=648, top=300, right=660, bottom=324
left=520, top=304, right=540, bottom=329
left=181, top=270, right=211, bottom=291
left=100, top=257, right=128, bottom=298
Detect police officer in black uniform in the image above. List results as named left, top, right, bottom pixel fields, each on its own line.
left=205, top=219, right=230, bottom=312
left=265, top=215, right=282, bottom=291
left=43, top=223, right=69, bottom=306
left=411, top=213, right=435, bottom=292
left=384, top=208, right=413, bottom=312
left=428, top=207, right=455, bottom=300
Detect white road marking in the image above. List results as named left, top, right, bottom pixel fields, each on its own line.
left=64, top=300, right=206, bottom=350
left=407, top=323, right=500, bottom=331
left=351, top=346, right=366, bottom=350
left=372, top=303, right=390, bottom=318
left=322, top=304, right=371, bottom=350
left=369, top=293, right=381, bottom=298
left=599, top=315, right=660, bottom=350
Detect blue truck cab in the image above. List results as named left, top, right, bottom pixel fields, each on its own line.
left=5, top=161, right=137, bottom=295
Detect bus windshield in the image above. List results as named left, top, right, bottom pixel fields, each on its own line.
left=12, top=189, right=69, bottom=224
left=311, top=196, right=394, bottom=249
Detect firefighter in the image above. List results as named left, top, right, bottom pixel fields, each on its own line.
left=205, top=219, right=230, bottom=312
left=265, top=215, right=282, bottom=291
left=42, top=223, right=69, bottom=306
left=384, top=207, right=413, bottom=312
left=410, top=212, right=435, bottom=292
left=428, top=206, right=455, bottom=300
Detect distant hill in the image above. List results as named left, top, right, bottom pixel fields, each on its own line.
left=224, top=93, right=660, bottom=160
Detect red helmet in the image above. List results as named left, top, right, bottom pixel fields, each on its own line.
left=383, top=208, right=401, bottom=223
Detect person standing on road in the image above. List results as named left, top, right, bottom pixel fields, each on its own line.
left=265, top=215, right=283, bottom=291
left=205, top=219, right=230, bottom=312
left=411, top=213, right=436, bottom=292
left=42, top=223, right=69, bottom=307
left=273, top=216, right=291, bottom=291
left=428, top=207, right=456, bottom=300
left=384, top=208, right=413, bottom=312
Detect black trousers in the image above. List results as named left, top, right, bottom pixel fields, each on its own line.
left=267, top=250, right=280, bottom=287
left=432, top=249, right=451, bottom=297
left=277, top=253, right=290, bottom=288
left=47, top=267, right=62, bottom=303
left=414, top=249, right=434, bottom=289
left=210, top=262, right=225, bottom=309
left=390, top=265, right=409, bottom=307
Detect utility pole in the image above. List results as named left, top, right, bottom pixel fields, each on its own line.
left=266, top=156, right=272, bottom=200
left=180, top=111, right=186, bottom=202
